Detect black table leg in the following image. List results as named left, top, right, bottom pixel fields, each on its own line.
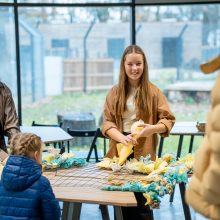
left=71, top=203, right=82, bottom=220
left=170, top=135, right=184, bottom=203
left=62, top=202, right=69, bottom=220
left=114, top=206, right=123, bottom=220
left=100, top=205, right=110, bottom=220
left=158, top=137, right=164, bottom=158
left=176, top=135, right=184, bottom=159
left=179, top=182, right=192, bottom=220
left=94, top=144, right=100, bottom=162
left=86, top=143, right=99, bottom=162
left=188, top=135, right=194, bottom=153
left=61, top=202, right=82, bottom=220
left=169, top=185, right=175, bottom=203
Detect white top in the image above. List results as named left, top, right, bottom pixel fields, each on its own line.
left=122, top=93, right=137, bottom=133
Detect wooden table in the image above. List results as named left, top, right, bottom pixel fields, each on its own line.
left=44, top=162, right=193, bottom=220
left=44, top=164, right=137, bottom=220
left=55, top=187, right=136, bottom=220
left=158, top=122, right=205, bottom=158
left=20, top=126, right=73, bottom=144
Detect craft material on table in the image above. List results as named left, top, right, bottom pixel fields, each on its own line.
left=44, top=154, right=191, bottom=209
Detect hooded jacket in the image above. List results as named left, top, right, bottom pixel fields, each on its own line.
left=0, top=155, right=61, bottom=220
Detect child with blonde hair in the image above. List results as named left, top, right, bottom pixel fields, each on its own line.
left=0, top=132, right=61, bottom=220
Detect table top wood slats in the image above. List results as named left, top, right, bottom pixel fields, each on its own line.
left=53, top=187, right=137, bottom=206
left=44, top=163, right=138, bottom=207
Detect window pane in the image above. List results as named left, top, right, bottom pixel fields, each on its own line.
left=18, top=0, right=131, bottom=3
left=0, top=6, right=17, bottom=108
left=136, top=0, right=211, bottom=3
left=136, top=4, right=220, bottom=122
left=0, top=0, right=14, bottom=3
left=19, top=6, right=130, bottom=129
left=0, top=0, right=13, bottom=2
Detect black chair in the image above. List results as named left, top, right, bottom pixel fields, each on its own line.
left=86, top=128, right=108, bottom=162
left=67, top=128, right=98, bottom=157
left=32, top=121, right=64, bottom=151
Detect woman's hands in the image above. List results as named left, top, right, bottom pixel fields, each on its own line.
left=134, top=123, right=167, bottom=140
left=135, top=124, right=156, bottom=139
left=120, top=134, right=138, bottom=146
left=106, top=123, right=167, bottom=146
left=106, top=128, right=137, bottom=145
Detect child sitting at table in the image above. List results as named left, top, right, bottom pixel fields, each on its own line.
left=0, top=132, right=61, bottom=220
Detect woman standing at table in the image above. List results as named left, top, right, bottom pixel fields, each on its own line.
left=102, top=45, right=175, bottom=161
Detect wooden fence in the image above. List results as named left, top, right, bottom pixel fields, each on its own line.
left=63, top=59, right=114, bottom=92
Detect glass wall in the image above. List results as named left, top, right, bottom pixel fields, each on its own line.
left=136, top=5, right=220, bottom=88
left=136, top=4, right=220, bottom=121
left=0, top=0, right=219, bottom=128
left=18, top=6, right=130, bottom=125
left=0, top=6, right=17, bottom=106
left=0, top=0, right=13, bottom=2
left=0, top=0, right=219, bottom=154
left=18, top=0, right=130, bottom=3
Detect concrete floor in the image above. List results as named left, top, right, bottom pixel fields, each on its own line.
left=77, top=186, right=209, bottom=220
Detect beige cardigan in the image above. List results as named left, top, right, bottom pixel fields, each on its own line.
left=102, top=83, right=175, bottom=160
left=186, top=56, right=220, bottom=220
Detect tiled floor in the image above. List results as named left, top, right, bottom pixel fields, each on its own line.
left=77, top=186, right=209, bottom=220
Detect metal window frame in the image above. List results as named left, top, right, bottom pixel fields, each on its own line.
left=0, top=0, right=219, bottom=124
left=136, top=0, right=220, bottom=4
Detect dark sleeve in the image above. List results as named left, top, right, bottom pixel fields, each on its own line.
left=40, top=177, right=61, bottom=220
left=2, top=83, right=20, bottom=141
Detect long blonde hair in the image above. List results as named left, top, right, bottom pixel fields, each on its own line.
left=10, top=133, right=42, bottom=159
left=116, top=45, right=152, bottom=118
